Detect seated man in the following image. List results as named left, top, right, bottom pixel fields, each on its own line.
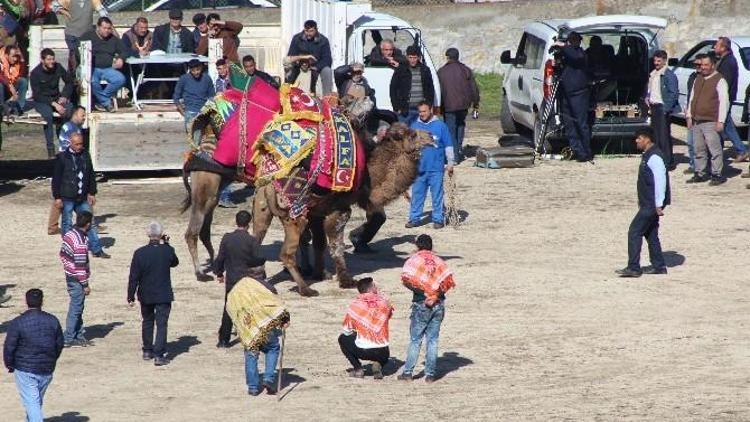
left=151, top=8, right=194, bottom=54
left=285, top=57, right=321, bottom=95
left=80, top=17, right=126, bottom=112
left=237, top=55, right=279, bottom=90
left=0, top=45, right=28, bottom=116
left=334, top=62, right=374, bottom=101
left=338, top=277, right=393, bottom=379
left=365, top=39, right=405, bottom=69
left=196, top=14, right=243, bottom=63
left=173, top=59, right=214, bottom=148
left=122, top=16, right=152, bottom=58
left=30, top=48, right=74, bottom=158
left=287, top=20, right=333, bottom=94
left=192, top=13, right=208, bottom=49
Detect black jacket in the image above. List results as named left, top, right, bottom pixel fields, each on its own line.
left=151, top=24, right=195, bottom=54
left=3, top=309, right=64, bottom=375
left=366, top=45, right=405, bottom=68
left=214, top=229, right=265, bottom=288
left=52, top=149, right=96, bottom=201
left=389, top=63, right=435, bottom=112
left=128, top=240, right=179, bottom=304
left=717, top=51, right=739, bottom=102
left=30, top=62, right=74, bottom=105
left=559, top=45, right=590, bottom=95
left=80, top=29, right=125, bottom=69
left=287, top=31, right=332, bottom=71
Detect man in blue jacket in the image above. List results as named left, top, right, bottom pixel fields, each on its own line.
left=174, top=59, right=214, bottom=147
left=616, top=127, right=671, bottom=278
left=406, top=101, right=455, bottom=229
left=647, top=50, right=680, bottom=170
left=4, top=289, right=64, bottom=422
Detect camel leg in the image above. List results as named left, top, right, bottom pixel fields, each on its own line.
left=252, top=185, right=274, bottom=245
left=200, top=209, right=216, bottom=270
left=308, top=215, right=327, bottom=281
left=280, top=216, right=317, bottom=297
left=184, top=206, right=207, bottom=281
left=324, top=208, right=354, bottom=288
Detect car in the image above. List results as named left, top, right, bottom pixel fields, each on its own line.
left=669, top=37, right=750, bottom=126
left=500, top=15, right=667, bottom=150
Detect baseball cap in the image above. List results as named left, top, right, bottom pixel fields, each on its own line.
left=169, top=8, right=183, bottom=20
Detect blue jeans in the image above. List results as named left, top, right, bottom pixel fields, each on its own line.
left=402, top=302, right=445, bottom=377
left=61, top=200, right=102, bottom=253
left=244, top=328, right=281, bottom=393
left=444, top=110, right=467, bottom=161
left=10, top=77, right=28, bottom=109
left=686, top=128, right=695, bottom=170
left=14, top=370, right=53, bottom=422
left=64, top=276, right=86, bottom=343
left=34, top=101, right=73, bottom=154
left=721, top=109, right=747, bottom=154
left=184, top=110, right=201, bottom=147
left=398, top=107, right=419, bottom=125
left=409, top=171, right=444, bottom=224
left=91, top=67, right=125, bottom=107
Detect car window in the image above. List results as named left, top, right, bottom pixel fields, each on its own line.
left=681, top=42, right=714, bottom=67
left=515, top=33, right=528, bottom=59
left=362, top=29, right=416, bottom=59
left=739, top=47, right=750, bottom=70
left=522, top=35, right=545, bottom=69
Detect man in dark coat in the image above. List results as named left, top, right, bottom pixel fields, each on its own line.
left=4, top=289, right=64, bottom=422
left=214, top=210, right=266, bottom=348
left=438, top=47, right=480, bottom=162
left=714, top=37, right=749, bottom=162
left=286, top=19, right=333, bottom=94
left=554, top=32, right=592, bottom=162
left=151, top=8, right=194, bottom=54
left=30, top=48, right=74, bottom=158
left=390, top=45, right=435, bottom=125
left=128, top=221, right=179, bottom=366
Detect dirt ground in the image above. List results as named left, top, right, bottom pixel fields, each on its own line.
left=2, top=120, right=750, bottom=421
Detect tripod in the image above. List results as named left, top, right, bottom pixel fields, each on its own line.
left=535, top=76, right=561, bottom=156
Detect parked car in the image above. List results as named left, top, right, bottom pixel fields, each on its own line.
left=669, top=37, right=750, bottom=127
left=500, top=15, right=667, bottom=149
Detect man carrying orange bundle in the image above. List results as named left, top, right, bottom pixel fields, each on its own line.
left=338, top=277, right=393, bottom=380
left=398, top=234, right=456, bottom=383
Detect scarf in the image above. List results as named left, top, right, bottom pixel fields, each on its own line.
left=342, top=291, right=393, bottom=346
left=226, top=277, right=289, bottom=351
left=401, top=250, right=456, bottom=301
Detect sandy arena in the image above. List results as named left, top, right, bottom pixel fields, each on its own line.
left=1, top=121, right=750, bottom=421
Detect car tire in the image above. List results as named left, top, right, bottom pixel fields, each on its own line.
left=500, top=93, right=518, bottom=135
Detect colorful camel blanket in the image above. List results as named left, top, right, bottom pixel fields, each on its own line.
left=342, top=292, right=393, bottom=346
left=226, top=277, right=289, bottom=352
left=401, top=251, right=456, bottom=303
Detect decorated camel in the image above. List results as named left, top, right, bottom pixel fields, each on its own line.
left=181, top=75, right=431, bottom=296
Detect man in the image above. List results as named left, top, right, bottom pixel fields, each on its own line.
left=338, top=277, right=393, bottom=379
left=438, top=47, right=480, bottom=163
left=214, top=210, right=266, bottom=348
left=554, top=32, right=591, bottom=162
left=406, top=101, right=455, bottom=229
left=47, top=106, right=86, bottom=236
left=3, top=289, right=64, bottom=422
left=151, top=8, right=194, bottom=54
left=286, top=57, right=322, bottom=95
left=684, top=56, right=703, bottom=175
left=192, top=13, right=208, bottom=49
left=128, top=221, right=179, bottom=366
left=286, top=20, right=333, bottom=94
left=615, top=127, right=671, bottom=277
left=214, top=58, right=231, bottom=93
left=196, top=14, right=243, bottom=63
left=334, top=62, right=374, bottom=101
left=60, top=211, right=94, bottom=347
left=122, top=16, right=152, bottom=58
left=647, top=50, right=680, bottom=170
left=53, top=0, right=109, bottom=71
left=397, top=234, right=456, bottom=383
left=366, top=39, right=405, bottom=69
left=714, top=37, right=749, bottom=162
left=52, top=132, right=109, bottom=257
left=0, top=45, right=28, bottom=116
left=391, top=45, right=435, bottom=125
left=173, top=59, right=214, bottom=148
left=80, top=17, right=126, bottom=112
left=686, top=53, right=729, bottom=186
left=30, top=48, right=74, bottom=158
left=238, top=54, right=279, bottom=90
left=226, top=276, right=289, bottom=396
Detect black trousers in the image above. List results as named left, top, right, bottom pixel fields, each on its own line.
left=627, top=208, right=665, bottom=271
left=560, top=90, right=591, bottom=159
left=650, top=104, right=673, bottom=168
left=338, top=333, right=389, bottom=369
left=218, top=282, right=238, bottom=343
left=141, top=303, right=171, bottom=356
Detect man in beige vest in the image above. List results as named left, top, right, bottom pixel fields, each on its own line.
left=686, top=53, right=729, bottom=186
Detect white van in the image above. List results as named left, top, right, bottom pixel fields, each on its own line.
left=500, top=15, right=667, bottom=149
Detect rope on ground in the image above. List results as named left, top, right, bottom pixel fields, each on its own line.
left=445, top=171, right=461, bottom=229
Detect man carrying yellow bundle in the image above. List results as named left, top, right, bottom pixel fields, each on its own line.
left=226, top=275, right=290, bottom=396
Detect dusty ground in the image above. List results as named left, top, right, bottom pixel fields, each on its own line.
left=2, top=120, right=750, bottom=421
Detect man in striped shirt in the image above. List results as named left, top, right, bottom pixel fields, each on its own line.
left=60, top=211, right=94, bottom=347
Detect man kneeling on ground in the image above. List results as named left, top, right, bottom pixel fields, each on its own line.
left=339, top=277, right=393, bottom=380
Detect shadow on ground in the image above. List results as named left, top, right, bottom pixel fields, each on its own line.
left=46, top=412, right=90, bottom=421
left=86, top=321, right=124, bottom=340
left=168, top=335, right=201, bottom=361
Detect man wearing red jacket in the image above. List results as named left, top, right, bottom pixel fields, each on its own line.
left=59, top=211, right=94, bottom=348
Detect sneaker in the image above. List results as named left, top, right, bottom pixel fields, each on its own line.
left=248, top=388, right=262, bottom=396
left=93, top=251, right=111, bottom=259
left=218, top=200, right=238, bottom=208
left=686, top=175, right=708, bottom=184
left=404, top=221, right=419, bottom=229
left=682, top=168, right=695, bottom=175
left=372, top=362, right=383, bottom=380
left=143, top=351, right=154, bottom=360
left=615, top=267, right=642, bottom=278
left=396, top=373, right=413, bottom=381
left=154, top=356, right=170, bottom=366
left=708, top=176, right=726, bottom=186
left=349, top=368, right=365, bottom=378
left=642, top=267, right=668, bottom=275
left=734, top=152, right=750, bottom=162
left=263, top=382, right=277, bottom=395
left=94, top=103, right=107, bottom=112
left=64, top=339, right=91, bottom=348
left=105, top=104, right=116, bottom=113
left=425, top=375, right=436, bottom=384
left=433, top=223, right=444, bottom=229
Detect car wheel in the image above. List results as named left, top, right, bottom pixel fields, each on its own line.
left=500, top=93, right=518, bottom=135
